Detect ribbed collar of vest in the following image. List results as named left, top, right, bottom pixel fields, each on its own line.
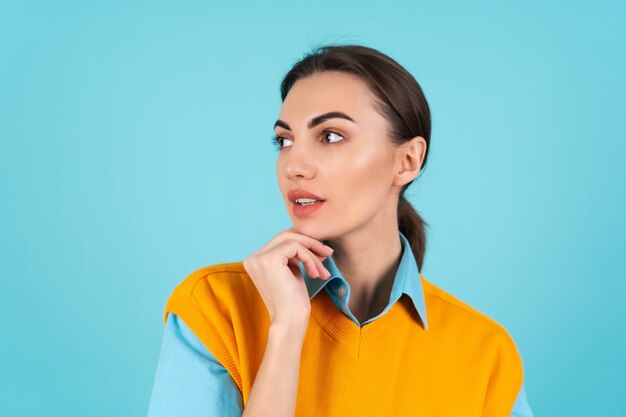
left=301, top=230, right=429, bottom=330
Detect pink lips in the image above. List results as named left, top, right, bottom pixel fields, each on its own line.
left=287, top=189, right=326, bottom=218
left=287, top=189, right=326, bottom=203
left=292, top=200, right=326, bottom=217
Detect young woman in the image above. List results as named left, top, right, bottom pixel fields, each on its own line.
left=147, top=44, right=534, bottom=417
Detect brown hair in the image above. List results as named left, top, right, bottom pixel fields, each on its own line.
left=279, top=43, right=432, bottom=271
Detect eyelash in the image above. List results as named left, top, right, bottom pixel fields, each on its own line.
left=271, top=129, right=345, bottom=151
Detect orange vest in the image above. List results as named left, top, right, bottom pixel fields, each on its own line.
left=164, top=262, right=524, bottom=416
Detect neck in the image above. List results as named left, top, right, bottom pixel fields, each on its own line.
left=324, top=224, right=403, bottom=322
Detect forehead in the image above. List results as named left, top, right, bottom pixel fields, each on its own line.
left=279, top=71, right=379, bottom=121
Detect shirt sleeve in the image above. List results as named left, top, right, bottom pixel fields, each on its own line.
left=509, top=383, right=534, bottom=417
left=147, top=312, right=244, bottom=417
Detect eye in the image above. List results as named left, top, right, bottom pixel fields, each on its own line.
left=271, top=135, right=292, bottom=151
left=271, top=129, right=346, bottom=151
left=322, top=130, right=345, bottom=146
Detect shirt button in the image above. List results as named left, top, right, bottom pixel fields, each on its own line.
left=336, top=285, right=346, bottom=297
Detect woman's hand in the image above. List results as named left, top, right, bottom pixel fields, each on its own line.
left=242, top=227, right=334, bottom=330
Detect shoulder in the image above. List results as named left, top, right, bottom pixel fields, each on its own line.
left=169, top=261, right=252, bottom=298
left=420, top=275, right=521, bottom=357
left=163, top=261, right=263, bottom=325
left=163, top=262, right=262, bottom=392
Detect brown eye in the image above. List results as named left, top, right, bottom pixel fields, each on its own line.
left=322, top=130, right=345, bottom=145
left=271, top=135, right=293, bottom=150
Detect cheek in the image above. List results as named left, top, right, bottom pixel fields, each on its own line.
left=276, top=165, right=290, bottom=203
left=328, top=149, right=392, bottom=204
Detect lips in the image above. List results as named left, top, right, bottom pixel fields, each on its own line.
left=287, top=189, right=326, bottom=203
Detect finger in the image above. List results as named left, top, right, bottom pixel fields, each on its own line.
left=282, top=240, right=325, bottom=279
left=258, top=230, right=333, bottom=276
left=278, top=229, right=334, bottom=258
left=300, top=244, right=322, bottom=278
left=302, top=243, right=330, bottom=280
left=292, top=251, right=329, bottom=279
left=287, top=256, right=303, bottom=279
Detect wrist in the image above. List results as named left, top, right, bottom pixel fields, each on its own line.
left=269, top=320, right=308, bottom=343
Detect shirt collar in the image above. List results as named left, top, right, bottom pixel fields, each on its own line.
left=301, top=231, right=429, bottom=330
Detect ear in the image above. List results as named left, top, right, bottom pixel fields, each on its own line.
left=394, top=136, right=427, bottom=187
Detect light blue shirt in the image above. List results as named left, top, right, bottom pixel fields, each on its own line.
left=148, top=231, right=534, bottom=416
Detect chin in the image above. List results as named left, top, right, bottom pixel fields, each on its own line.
left=291, top=224, right=325, bottom=239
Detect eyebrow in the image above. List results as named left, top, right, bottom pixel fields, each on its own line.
left=274, top=111, right=357, bottom=131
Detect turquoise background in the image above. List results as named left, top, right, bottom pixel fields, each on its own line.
left=1, top=1, right=624, bottom=416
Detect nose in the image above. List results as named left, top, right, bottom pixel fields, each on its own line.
left=282, top=141, right=316, bottom=180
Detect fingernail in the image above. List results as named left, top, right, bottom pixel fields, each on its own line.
left=324, top=245, right=334, bottom=252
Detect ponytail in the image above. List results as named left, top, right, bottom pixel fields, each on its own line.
left=398, top=194, right=427, bottom=271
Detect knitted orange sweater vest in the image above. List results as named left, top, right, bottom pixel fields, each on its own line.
left=164, top=262, right=524, bottom=416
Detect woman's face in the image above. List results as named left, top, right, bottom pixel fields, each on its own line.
left=275, top=71, right=414, bottom=241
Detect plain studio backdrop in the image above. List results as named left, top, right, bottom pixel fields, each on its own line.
left=1, top=1, right=624, bottom=416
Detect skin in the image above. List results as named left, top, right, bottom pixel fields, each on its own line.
left=274, top=70, right=427, bottom=323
